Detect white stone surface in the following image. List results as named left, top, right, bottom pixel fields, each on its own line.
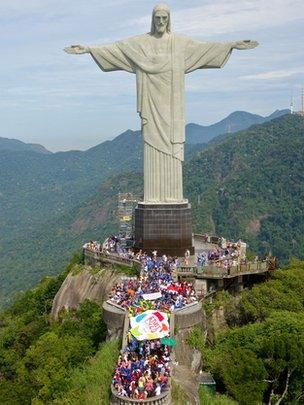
left=64, top=4, right=258, bottom=203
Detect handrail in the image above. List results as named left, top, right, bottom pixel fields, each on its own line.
left=193, top=233, right=220, bottom=245
left=84, top=248, right=141, bottom=268
left=121, top=312, right=130, bottom=352
left=177, top=260, right=269, bottom=278
left=173, top=301, right=200, bottom=314
left=111, top=385, right=170, bottom=404
left=169, top=312, right=175, bottom=337
left=106, top=300, right=128, bottom=312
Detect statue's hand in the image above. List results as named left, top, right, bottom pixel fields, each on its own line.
left=64, top=44, right=89, bottom=54
left=233, top=40, right=259, bottom=50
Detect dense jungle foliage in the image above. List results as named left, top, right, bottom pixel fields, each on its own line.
left=185, top=114, right=304, bottom=262
left=188, top=260, right=304, bottom=404
left=0, top=254, right=119, bottom=404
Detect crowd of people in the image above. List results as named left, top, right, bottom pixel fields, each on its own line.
left=85, top=235, right=249, bottom=273
left=83, top=240, right=102, bottom=253
left=108, top=253, right=197, bottom=314
left=113, top=337, right=171, bottom=399
left=197, top=237, right=247, bottom=271
left=104, top=239, right=198, bottom=399
left=85, top=233, right=264, bottom=399
left=84, top=235, right=138, bottom=261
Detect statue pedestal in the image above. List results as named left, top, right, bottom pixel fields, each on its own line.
left=134, top=202, right=194, bottom=257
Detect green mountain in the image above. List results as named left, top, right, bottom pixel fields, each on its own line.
left=0, top=109, right=288, bottom=244
left=0, top=172, right=142, bottom=307
left=186, top=109, right=290, bottom=144
left=0, top=130, right=142, bottom=241
left=185, top=114, right=304, bottom=261
left=0, top=114, right=302, bottom=308
left=0, top=136, right=51, bottom=154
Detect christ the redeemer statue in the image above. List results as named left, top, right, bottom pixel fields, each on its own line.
left=65, top=4, right=258, bottom=204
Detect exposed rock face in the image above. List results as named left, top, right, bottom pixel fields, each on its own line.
left=171, top=303, right=206, bottom=404
left=174, top=328, right=202, bottom=372
left=51, top=265, right=124, bottom=320
left=211, top=307, right=227, bottom=337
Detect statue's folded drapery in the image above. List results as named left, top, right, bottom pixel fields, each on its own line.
left=89, top=34, right=233, bottom=203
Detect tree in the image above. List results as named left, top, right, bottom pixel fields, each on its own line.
left=213, top=312, right=304, bottom=404
left=213, top=347, right=266, bottom=404
left=16, top=332, right=93, bottom=402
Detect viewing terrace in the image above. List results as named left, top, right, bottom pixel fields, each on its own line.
left=82, top=234, right=275, bottom=403
left=83, top=234, right=275, bottom=296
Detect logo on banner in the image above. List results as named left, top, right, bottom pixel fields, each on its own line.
left=130, top=310, right=169, bottom=341
left=145, top=315, right=161, bottom=333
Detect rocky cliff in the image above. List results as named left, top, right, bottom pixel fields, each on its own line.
left=51, top=264, right=124, bottom=320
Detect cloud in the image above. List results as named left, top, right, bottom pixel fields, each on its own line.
left=128, top=0, right=304, bottom=37
left=0, top=0, right=130, bottom=19
left=1, top=0, right=303, bottom=150
left=241, top=66, right=304, bottom=80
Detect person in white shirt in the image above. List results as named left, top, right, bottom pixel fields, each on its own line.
left=155, top=384, right=161, bottom=396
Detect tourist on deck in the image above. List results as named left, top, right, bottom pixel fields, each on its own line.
left=184, top=249, right=190, bottom=265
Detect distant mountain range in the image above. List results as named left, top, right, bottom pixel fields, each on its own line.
left=0, top=109, right=289, bottom=244
left=0, top=109, right=290, bottom=154
left=0, top=137, right=51, bottom=154
left=186, top=109, right=290, bottom=144
left=0, top=109, right=298, bottom=308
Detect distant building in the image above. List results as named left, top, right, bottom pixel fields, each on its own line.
left=290, top=98, right=294, bottom=115
left=293, top=88, right=304, bottom=116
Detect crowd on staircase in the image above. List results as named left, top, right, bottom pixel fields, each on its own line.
left=100, top=239, right=198, bottom=400
left=112, top=337, right=171, bottom=399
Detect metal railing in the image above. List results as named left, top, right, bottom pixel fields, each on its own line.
left=193, top=233, right=221, bottom=245
left=84, top=248, right=141, bottom=268
left=177, top=260, right=268, bottom=278
left=111, top=386, right=170, bottom=405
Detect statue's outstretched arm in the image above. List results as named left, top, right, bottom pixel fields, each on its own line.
left=232, top=40, right=259, bottom=50
left=64, top=44, right=90, bottom=54
left=64, top=42, right=134, bottom=73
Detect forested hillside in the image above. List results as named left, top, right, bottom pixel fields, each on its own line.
left=0, top=172, right=142, bottom=307
left=0, top=113, right=302, bottom=308
left=185, top=114, right=304, bottom=261
left=0, top=255, right=120, bottom=404
left=188, top=260, right=304, bottom=404
left=0, top=130, right=142, bottom=241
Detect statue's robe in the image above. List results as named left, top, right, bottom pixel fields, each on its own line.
left=89, top=34, right=233, bottom=203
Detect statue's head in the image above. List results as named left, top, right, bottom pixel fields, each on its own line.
left=150, top=4, right=171, bottom=35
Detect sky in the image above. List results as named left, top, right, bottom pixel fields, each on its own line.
left=0, top=0, right=303, bottom=151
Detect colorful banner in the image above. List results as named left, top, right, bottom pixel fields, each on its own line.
left=142, top=292, right=162, bottom=301
left=130, top=310, right=169, bottom=341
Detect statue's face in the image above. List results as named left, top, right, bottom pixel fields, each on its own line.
left=153, top=10, right=169, bottom=34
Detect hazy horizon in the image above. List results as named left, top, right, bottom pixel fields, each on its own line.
left=1, top=108, right=291, bottom=153
left=1, top=0, right=303, bottom=151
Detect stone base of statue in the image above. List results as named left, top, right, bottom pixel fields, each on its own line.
left=134, top=202, right=194, bottom=257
